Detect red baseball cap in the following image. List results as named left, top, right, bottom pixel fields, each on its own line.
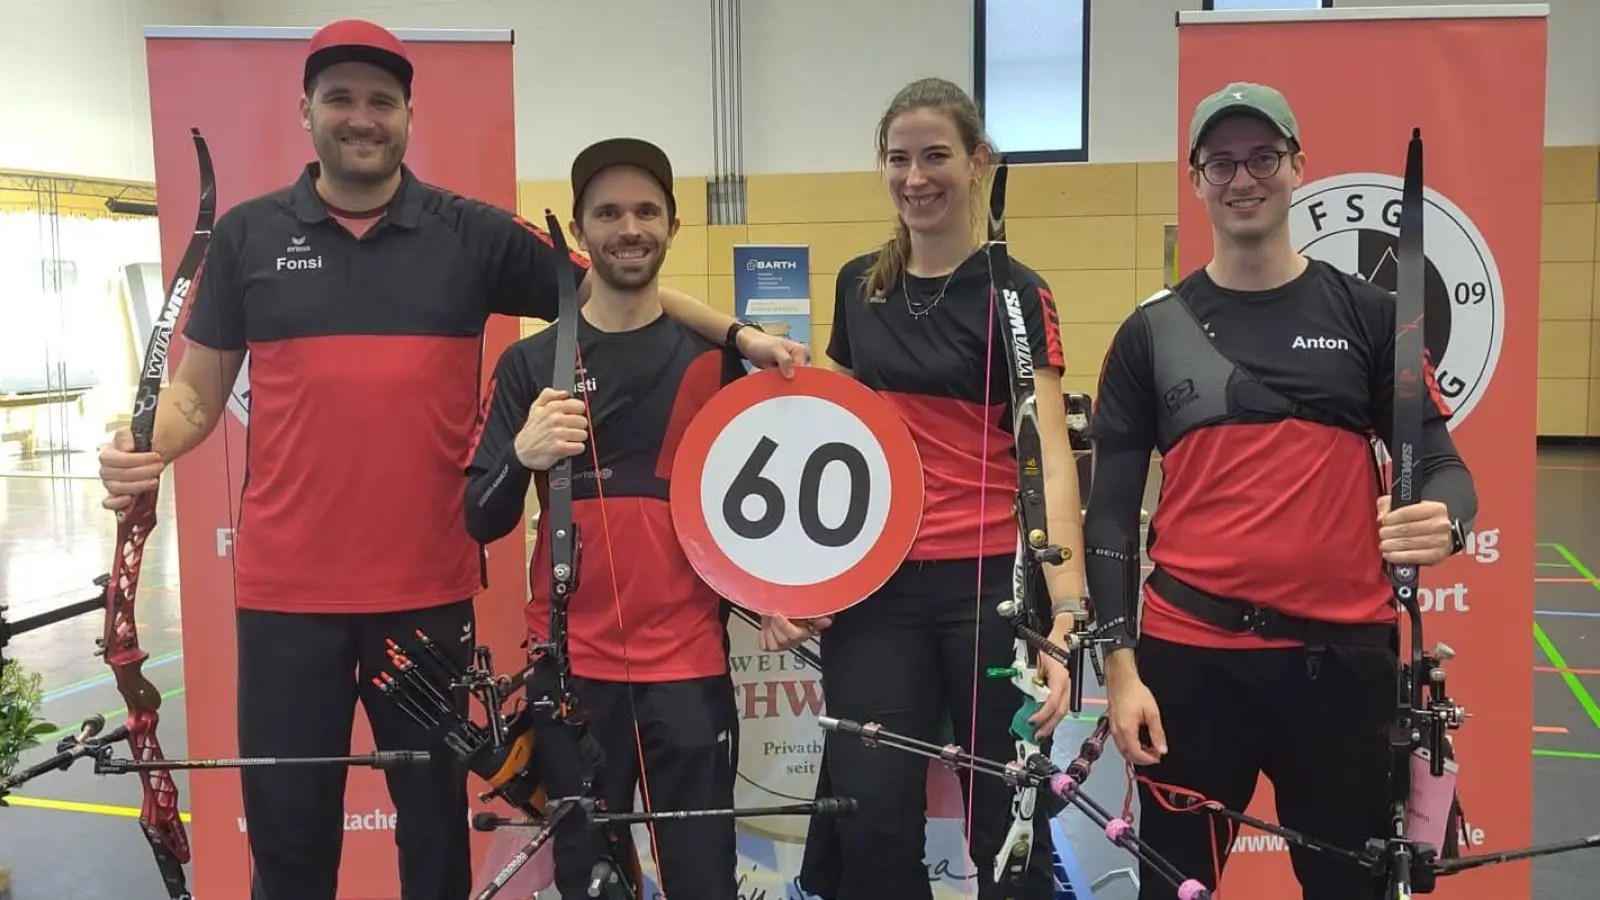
left=304, top=19, right=413, bottom=97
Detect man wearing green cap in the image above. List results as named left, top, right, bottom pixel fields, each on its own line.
left=1080, top=82, right=1479, bottom=898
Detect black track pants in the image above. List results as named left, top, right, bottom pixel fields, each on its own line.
left=236, top=600, right=475, bottom=900
left=544, top=673, right=741, bottom=900
left=1130, top=635, right=1397, bottom=900
left=802, top=555, right=1058, bottom=900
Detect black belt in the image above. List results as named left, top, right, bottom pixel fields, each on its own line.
left=1147, top=567, right=1396, bottom=649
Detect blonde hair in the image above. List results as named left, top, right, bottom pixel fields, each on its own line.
left=862, top=77, right=994, bottom=300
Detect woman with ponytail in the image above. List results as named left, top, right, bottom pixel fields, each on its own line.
left=766, top=77, right=1087, bottom=900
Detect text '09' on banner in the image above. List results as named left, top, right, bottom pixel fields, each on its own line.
left=670, top=367, right=924, bottom=620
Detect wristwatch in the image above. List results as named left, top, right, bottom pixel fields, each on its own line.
left=725, top=320, right=758, bottom=351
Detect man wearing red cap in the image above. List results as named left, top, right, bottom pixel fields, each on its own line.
left=94, top=18, right=805, bottom=900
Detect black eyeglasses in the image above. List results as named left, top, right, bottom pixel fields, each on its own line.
left=1196, top=149, right=1291, bottom=186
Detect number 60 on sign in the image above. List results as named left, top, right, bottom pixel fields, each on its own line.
left=669, top=367, right=924, bottom=620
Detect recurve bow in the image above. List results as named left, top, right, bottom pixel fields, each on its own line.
left=980, top=159, right=1094, bottom=895
left=96, top=127, right=216, bottom=899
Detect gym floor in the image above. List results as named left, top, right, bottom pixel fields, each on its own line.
left=0, top=446, right=1596, bottom=899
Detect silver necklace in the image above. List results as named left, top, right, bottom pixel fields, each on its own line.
left=902, top=268, right=958, bottom=319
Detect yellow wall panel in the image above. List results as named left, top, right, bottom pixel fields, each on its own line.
left=706, top=225, right=747, bottom=275
left=1541, top=262, right=1595, bottom=320
left=747, top=172, right=894, bottom=225
left=1593, top=262, right=1600, bottom=319
left=810, top=274, right=838, bottom=324
left=1593, top=204, right=1600, bottom=260
left=659, top=275, right=709, bottom=305
left=1538, top=319, right=1591, bottom=378
left=1542, top=203, right=1597, bottom=262
left=1542, top=146, right=1598, bottom=205
left=810, top=324, right=836, bottom=367
left=1137, top=162, right=1180, bottom=216
left=1134, top=269, right=1169, bottom=304
left=1008, top=216, right=1137, bottom=271
left=1044, top=270, right=1136, bottom=324
left=1062, top=322, right=1118, bottom=378
left=745, top=222, right=893, bottom=277
left=660, top=226, right=709, bottom=277
left=1005, top=162, right=1138, bottom=218
left=1062, top=374, right=1100, bottom=397
left=1538, top=378, right=1588, bottom=435
left=1589, top=321, right=1600, bottom=381
left=517, top=179, right=573, bottom=225
left=673, top=177, right=709, bottom=227
left=708, top=275, right=735, bottom=317
left=1589, top=379, right=1600, bottom=434
left=1135, top=215, right=1172, bottom=271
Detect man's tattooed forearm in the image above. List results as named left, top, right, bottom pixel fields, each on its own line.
left=176, top=394, right=206, bottom=430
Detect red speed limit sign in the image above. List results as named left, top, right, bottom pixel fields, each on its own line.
left=670, top=367, right=924, bottom=620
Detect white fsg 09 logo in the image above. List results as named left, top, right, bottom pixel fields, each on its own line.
left=1289, top=173, right=1505, bottom=431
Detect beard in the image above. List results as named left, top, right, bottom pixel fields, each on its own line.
left=312, top=128, right=406, bottom=186
left=591, top=241, right=667, bottom=291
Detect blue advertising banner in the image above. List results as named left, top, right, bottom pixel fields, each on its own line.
left=733, top=244, right=811, bottom=369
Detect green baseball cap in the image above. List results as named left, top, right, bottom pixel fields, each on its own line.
left=1188, top=82, right=1300, bottom=160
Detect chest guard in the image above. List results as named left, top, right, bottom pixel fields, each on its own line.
left=1140, top=289, right=1359, bottom=453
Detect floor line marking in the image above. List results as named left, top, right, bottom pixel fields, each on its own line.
left=0, top=794, right=193, bottom=822
left=1533, top=725, right=1571, bottom=734
left=1536, top=577, right=1600, bottom=584
left=1533, top=748, right=1600, bottom=761
left=1550, top=543, right=1600, bottom=586
left=41, top=652, right=183, bottom=703
left=1533, top=619, right=1600, bottom=735
left=33, top=686, right=188, bottom=744
left=1537, top=562, right=1574, bottom=569
left=1534, top=609, right=1600, bottom=618
left=1536, top=665, right=1600, bottom=676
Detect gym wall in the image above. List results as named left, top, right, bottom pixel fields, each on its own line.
left=2, top=0, right=1596, bottom=433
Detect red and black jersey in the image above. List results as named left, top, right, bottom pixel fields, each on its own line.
left=1087, top=259, right=1464, bottom=650
left=827, top=249, right=1065, bottom=561
left=181, top=162, right=589, bottom=615
left=464, top=312, right=747, bottom=682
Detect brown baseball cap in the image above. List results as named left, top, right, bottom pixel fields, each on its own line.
left=570, top=138, right=676, bottom=216
left=305, top=19, right=413, bottom=98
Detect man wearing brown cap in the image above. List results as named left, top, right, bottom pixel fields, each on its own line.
left=94, top=18, right=801, bottom=900
left=1081, top=82, right=1478, bottom=899
left=465, top=136, right=744, bottom=899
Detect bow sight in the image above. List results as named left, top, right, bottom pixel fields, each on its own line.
left=374, top=628, right=856, bottom=900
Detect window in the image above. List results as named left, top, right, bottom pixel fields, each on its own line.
left=972, top=0, right=1090, bottom=164
left=1201, top=0, right=1334, bottom=10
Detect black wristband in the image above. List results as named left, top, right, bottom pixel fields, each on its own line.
left=725, top=320, right=757, bottom=351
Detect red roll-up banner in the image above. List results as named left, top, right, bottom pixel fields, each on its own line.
left=1174, top=6, right=1546, bottom=900
left=144, top=24, right=522, bottom=899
